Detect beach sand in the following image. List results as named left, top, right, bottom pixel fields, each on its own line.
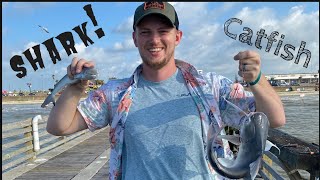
left=2, top=98, right=87, bottom=105
left=2, top=100, right=45, bottom=105
left=276, top=91, right=319, bottom=96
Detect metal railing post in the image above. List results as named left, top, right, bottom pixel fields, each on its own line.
left=32, top=115, right=41, bottom=152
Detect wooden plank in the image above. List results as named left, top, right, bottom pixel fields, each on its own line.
left=60, top=130, right=88, bottom=142
left=38, top=122, right=47, bottom=130
left=2, top=127, right=32, bottom=138
left=264, top=151, right=291, bottom=173
left=38, top=130, right=89, bottom=155
left=66, top=129, right=89, bottom=138
left=38, top=139, right=68, bottom=154
left=261, top=160, right=285, bottom=180
left=2, top=136, right=33, bottom=150
left=2, top=145, right=33, bottom=161
left=91, top=161, right=109, bottom=180
left=2, top=152, right=36, bottom=171
left=39, top=136, right=60, bottom=146
left=24, top=127, right=35, bottom=162
left=259, top=169, right=270, bottom=180
left=39, top=130, right=50, bottom=138
left=2, top=119, right=32, bottom=131
left=262, top=153, right=273, bottom=179
left=71, top=148, right=110, bottom=180
left=3, top=128, right=108, bottom=180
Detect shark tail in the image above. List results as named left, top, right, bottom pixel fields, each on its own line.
left=41, top=94, right=56, bottom=108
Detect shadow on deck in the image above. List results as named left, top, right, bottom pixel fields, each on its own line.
left=13, top=128, right=110, bottom=180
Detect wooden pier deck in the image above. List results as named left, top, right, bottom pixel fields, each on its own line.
left=3, top=121, right=319, bottom=180
left=13, top=128, right=110, bottom=180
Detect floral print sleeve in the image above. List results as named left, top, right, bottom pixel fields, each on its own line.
left=77, top=83, right=113, bottom=131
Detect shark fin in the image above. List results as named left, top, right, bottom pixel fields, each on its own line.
left=265, top=140, right=281, bottom=155
left=217, top=135, right=241, bottom=146
left=41, top=94, right=56, bottom=108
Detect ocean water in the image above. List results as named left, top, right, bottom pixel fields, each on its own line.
left=2, top=103, right=52, bottom=124
left=278, top=94, right=319, bottom=144
left=2, top=94, right=319, bottom=144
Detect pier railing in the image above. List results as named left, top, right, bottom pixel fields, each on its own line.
left=227, top=126, right=319, bottom=180
left=2, top=115, right=91, bottom=174
left=264, top=128, right=319, bottom=180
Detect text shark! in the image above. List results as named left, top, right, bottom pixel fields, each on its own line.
left=10, top=4, right=105, bottom=79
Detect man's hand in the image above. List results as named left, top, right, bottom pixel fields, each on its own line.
left=47, top=57, right=94, bottom=136
left=67, top=57, right=95, bottom=90
left=234, top=50, right=286, bottom=128
left=234, top=50, right=261, bottom=84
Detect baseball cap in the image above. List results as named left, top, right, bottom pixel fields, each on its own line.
left=133, top=2, right=179, bottom=30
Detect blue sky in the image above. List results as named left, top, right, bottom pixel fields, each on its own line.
left=2, top=2, right=319, bottom=92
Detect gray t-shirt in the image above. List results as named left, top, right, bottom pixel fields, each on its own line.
left=122, top=69, right=214, bottom=180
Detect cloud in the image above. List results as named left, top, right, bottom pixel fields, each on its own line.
left=112, top=15, right=134, bottom=33
left=173, top=2, right=210, bottom=28
left=24, top=42, right=39, bottom=50
left=282, top=6, right=319, bottom=42
left=112, top=38, right=135, bottom=51
left=173, top=3, right=319, bottom=79
left=235, top=7, right=278, bottom=29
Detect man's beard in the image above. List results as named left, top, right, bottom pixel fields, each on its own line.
left=141, top=51, right=174, bottom=70
left=142, top=57, right=169, bottom=70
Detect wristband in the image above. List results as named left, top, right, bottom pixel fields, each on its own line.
left=248, top=71, right=261, bottom=86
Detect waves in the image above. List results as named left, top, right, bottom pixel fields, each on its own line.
left=2, top=94, right=319, bottom=144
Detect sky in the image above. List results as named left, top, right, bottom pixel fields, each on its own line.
left=2, top=2, right=319, bottom=92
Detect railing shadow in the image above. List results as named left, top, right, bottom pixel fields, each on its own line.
left=2, top=115, right=94, bottom=177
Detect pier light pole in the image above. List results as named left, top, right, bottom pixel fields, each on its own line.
left=27, top=83, right=32, bottom=94
left=41, top=74, right=44, bottom=92
left=52, top=74, right=55, bottom=86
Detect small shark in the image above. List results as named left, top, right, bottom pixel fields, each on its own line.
left=208, top=112, right=279, bottom=179
left=41, top=67, right=98, bottom=108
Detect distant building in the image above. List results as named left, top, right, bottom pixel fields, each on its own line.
left=265, top=72, right=319, bottom=86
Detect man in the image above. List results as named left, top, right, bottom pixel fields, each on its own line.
left=47, top=2, right=285, bottom=179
